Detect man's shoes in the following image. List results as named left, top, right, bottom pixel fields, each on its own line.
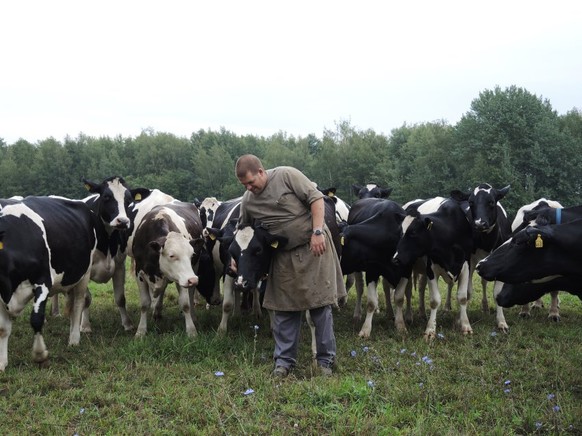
left=317, top=365, right=333, bottom=377
left=272, top=366, right=290, bottom=378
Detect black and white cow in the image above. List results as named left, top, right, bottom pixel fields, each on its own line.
left=0, top=196, right=98, bottom=370
left=203, top=197, right=249, bottom=334
left=510, top=198, right=564, bottom=319
left=352, top=183, right=393, bottom=200
left=339, top=198, right=405, bottom=338
left=318, top=187, right=351, bottom=224
left=131, top=201, right=206, bottom=338
left=450, top=183, right=512, bottom=331
left=393, top=197, right=474, bottom=339
left=197, top=196, right=222, bottom=230
left=76, top=176, right=151, bottom=331
left=477, top=218, right=582, bottom=306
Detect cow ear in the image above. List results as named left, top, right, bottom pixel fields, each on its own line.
left=131, top=188, right=151, bottom=203
left=82, top=178, right=100, bottom=193
left=496, top=185, right=510, bottom=201
left=205, top=227, right=222, bottom=241
left=352, top=184, right=362, bottom=196
left=149, top=238, right=166, bottom=252
left=450, top=189, right=469, bottom=202
left=395, top=211, right=407, bottom=225
left=380, top=187, right=392, bottom=198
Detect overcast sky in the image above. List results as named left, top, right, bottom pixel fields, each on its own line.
left=1, top=0, right=581, bottom=145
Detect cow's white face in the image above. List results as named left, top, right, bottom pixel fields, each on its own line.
left=105, top=178, right=131, bottom=229
left=157, top=231, right=199, bottom=288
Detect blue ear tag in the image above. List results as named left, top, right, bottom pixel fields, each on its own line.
left=535, top=234, right=543, bottom=248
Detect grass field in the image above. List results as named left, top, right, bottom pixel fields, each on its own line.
left=1, top=272, right=581, bottom=435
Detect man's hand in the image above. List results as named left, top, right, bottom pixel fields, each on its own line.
left=310, top=232, right=326, bottom=257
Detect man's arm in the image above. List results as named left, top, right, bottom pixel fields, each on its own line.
left=310, top=197, right=326, bottom=257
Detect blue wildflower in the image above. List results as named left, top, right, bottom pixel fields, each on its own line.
left=362, top=346, right=369, bottom=353
left=547, top=393, right=555, bottom=400
left=504, top=380, right=511, bottom=385
left=553, top=405, right=561, bottom=412
left=244, top=388, right=255, bottom=396
left=504, top=388, right=511, bottom=394
left=437, top=333, right=445, bottom=339
left=367, top=380, right=375, bottom=388
left=350, top=350, right=357, bottom=357
left=490, top=331, right=498, bottom=337
left=215, top=371, right=224, bottom=377
left=535, top=422, right=542, bottom=430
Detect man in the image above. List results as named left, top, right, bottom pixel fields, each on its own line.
left=234, top=154, right=346, bottom=377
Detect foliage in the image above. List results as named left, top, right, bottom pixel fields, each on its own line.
left=1, top=86, right=581, bottom=216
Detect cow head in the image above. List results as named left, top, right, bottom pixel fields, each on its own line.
left=229, top=223, right=288, bottom=292
left=476, top=221, right=561, bottom=283
left=149, top=231, right=205, bottom=288
left=392, top=213, right=433, bottom=268
left=352, top=183, right=392, bottom=199
left=82, top=176, right=151, bottom=230
left=451, top=184, right=510, bottom=232
left=496, top=275, right=582, bottom=308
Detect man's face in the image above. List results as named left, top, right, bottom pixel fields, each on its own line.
left=239, top=169, right=267, bottom=195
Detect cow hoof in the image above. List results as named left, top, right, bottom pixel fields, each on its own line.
left=461, top=329, right=473, bottom=335
left=135, top=330, right=146, bottom=339
left=80, top=326, right=92, bottom=333
left=518, top=312, right=531, bottom=318
left=123, top=324, right=134, bottom=332
left=549, top=315, right=561, bottom=322
left=32, top=349, right=49, bottom=364
left=358, top=330, right=370, bottom=339
left=423, top=333, right=435, bottom=342
left=498, top=324, right=510, bottom=333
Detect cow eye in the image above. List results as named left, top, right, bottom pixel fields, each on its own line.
left=255, top=248, right=263, bottom=256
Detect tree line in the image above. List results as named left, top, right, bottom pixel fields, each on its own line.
left=1, top=85, right=581, bottom=218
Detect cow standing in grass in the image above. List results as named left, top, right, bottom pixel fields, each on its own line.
left=0, top=196, right=98, bottom=370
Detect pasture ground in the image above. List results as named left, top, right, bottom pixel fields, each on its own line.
left=1, top=270, right=581, bottom=435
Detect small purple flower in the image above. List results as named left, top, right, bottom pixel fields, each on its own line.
left=437, top=333, right=445, bottom=340
left=421, top=356, right=433, bottom=365
left=490, top=331, right=498, bottom=337
left=410, top=351, right=417, bottom=357
left=400, top=348, right=407, bottom=354
left=350, top=350, right=357, bottom=357
left=504, top=380, right=511, bottom=386
left=419, top=382, right=424, bottom=388
left=214, top=371, right=224, bottom=377
left=504, top=388, right=511, bottom=394
left=535, top=422, right=542, bottom=430
left=367, top=380, right=375, bottom=388
left=252, top=325, right=259, bottom=331
left=547, top=393, right=555, bottom=400
left=243, top=388, right=255, bottom=396
left=362, top=346, right=369, bottom=353
left=79, top=408, right=85, bottom=414
left=553, top=405, right=561, bottom=412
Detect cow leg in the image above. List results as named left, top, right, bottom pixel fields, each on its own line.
left=135, top=278, right=152, bottom=338
left=480, top=278, right=489, bottom=313
left=50, top=294, right=61, bottom=317
left=152, top=290, right=165, bottom=321
left=217, top=276, right=235, bottom=334
left=358, top=278, right=378, bottom=338
left=393, top=277, right=409, bottom=332
left=252, top=287, right=262, bottom=319
left=443, top=282, right=453, bottom=311
left=0, top=303, right=13, bottom=371
left=424, top=277, right=442, bottom=340
left=352, top=271, right=365, bottom=322
left=304, top=310, right=317, bottom=362
left=548, top=291, right=560, bottom=322
left=80, top=289, right=92, bottom=333
left=113, top=260, right=134, bottom=331
left=403, top=280, right=413, bottom=324
left=532, top=298, right=545, bottom=309
left=382, top=278, right=394, bottom=320
left=417, top=272, right=428, bottom=319
left=456, top=263, right=473, bottom=335
left=66, top=283, right=88, bottom=346
left=29, top=285, right=51, bottom=364
left=177, top=284, right=197, bottom=337
left=519, top=303, right=533, bottom=317
left=493, top=281, right=509, bottom=332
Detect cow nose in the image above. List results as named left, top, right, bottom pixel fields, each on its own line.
left=474, top=221, right=488, bottom=231
left=392, top=257, right=400, bottom=266
left=187, top=276, right=199, bottom=287
left=114, top=216, right=130, bottom=228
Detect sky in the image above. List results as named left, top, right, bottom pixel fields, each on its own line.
left=1, top=0, right=581, bottom=145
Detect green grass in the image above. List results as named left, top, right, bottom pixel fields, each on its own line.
left=1, top=272, right=581, bottom=435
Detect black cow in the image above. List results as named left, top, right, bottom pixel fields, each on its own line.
left=451, top=183, right=512, bottom=331
left=352, top=183, right=393, bottom=200
left=393, top=197, right=474, bottom=339
left=339, top=198, right=405, bottom=338
left=477, top=218, right=582, bottom=285
left=0, top=196, right=98, bottom=370
left=509, top=198, right=564, bottom=319
left=132, top=201, right=206, bottom=337
left=496, top=276, right=582, bottom=308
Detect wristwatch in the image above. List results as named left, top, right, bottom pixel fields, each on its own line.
left=313, top=229, right=323, bottom=236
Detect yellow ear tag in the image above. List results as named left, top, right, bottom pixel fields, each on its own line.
left=134, top=193, right=142, bottom=201
left=84, top=183, right=91, bottom=191
left=340, top=236, right=345, bottom=246
left=535, top=234, right=543, bottom=248
left=271, top=240, right=279, bottom=248
left=427, top=221, right=433, bottom=230
left=209, top=233, right=216, bottom=241
left=0, top=241, right=4, bottom=250
left=327, top=192, right=335, bottom=197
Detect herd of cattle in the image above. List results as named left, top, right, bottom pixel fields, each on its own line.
left=0, top=176, right=579, bottom=371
